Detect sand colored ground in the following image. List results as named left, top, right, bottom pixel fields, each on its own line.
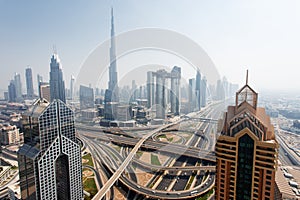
left=113, top=186, right=127, bottom=200
left=139, top=151, right=151, bottom=163
left=135, top=168, right=154, bottom=186
left=157, top=153, right=169, bottom=165
left=83, top=169, right=94, bottom=177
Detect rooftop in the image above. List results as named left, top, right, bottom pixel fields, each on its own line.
left=276, top=167, right=296, bottom=198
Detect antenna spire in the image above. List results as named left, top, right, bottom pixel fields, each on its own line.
left=53, top=45, right=57, bottom=54
left=246, top=69, right=249, bottom=85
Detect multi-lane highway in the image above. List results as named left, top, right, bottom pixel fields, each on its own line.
left=78, top=102, right=227, bottom=199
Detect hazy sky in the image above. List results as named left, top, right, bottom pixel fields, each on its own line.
left=1, top=0, right=300, bottom=95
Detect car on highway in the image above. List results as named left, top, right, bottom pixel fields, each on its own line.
left=190, top=190, right=197, bottom=195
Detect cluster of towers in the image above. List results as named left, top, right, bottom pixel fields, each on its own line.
left=6, top=52, right=67, bottom=105
left=7, top=68, right=34, bottom=103
left=188, top=71, right=207, bottom=112
left=147, top=66, right=181, bottom=119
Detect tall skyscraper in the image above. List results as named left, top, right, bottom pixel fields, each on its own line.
left=188, top=78, right=196, bottom=112
left=108, top=7, right=119, bottom=103
left=70, top=75, right=75, bottom=100
left=195, top=70, right=201, bottom=110
left=222, top=76, right=229, bottom=98
left=147, top=71, right=155, bottom=108
left=215, top=71, right=278, bottom=200
left=25, top=67, right=34, bottom=97
left=216, top=79, right=225, bottom=100
left=14, top=73, right=22, bottom=100
left=8, top=80, right=16, bottom=102
left=200, top=76, right=207, bottom=107
left=170, top=66, right=181, bottom=115
left=49, top=53, right=66, bottom=103
left=103, top=8, right=119, bottom=122
left=18, top=99, right=83, bottom=200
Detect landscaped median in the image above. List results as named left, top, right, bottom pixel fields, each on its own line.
left=82, top=152, right=98, bottom=200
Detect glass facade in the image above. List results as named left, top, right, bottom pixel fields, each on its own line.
left=18, top=99, right=83, bottom=200
left=236, top=134, right=254, bottom=200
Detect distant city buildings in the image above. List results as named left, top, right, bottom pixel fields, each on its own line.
left=215, top=72, right=278, bottom=200
left=18, top=99, right=83, bottom=200
left=49, top=53, right=66, bottom=103
left=187, top=71, right=207, bottom=112
left=7, top=73, right=23, bottom=103
left=25, top=67, right=34, bottom=98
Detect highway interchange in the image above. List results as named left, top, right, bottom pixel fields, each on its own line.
left=0, top=100, right=299, bottom=199
left=78, top=102, right=226, bottom=200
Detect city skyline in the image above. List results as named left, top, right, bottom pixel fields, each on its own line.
left=0, top=2, right=300, bottom=200
left=1, top=1, right=300, bottom=94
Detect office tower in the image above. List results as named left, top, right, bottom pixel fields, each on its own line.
left=37, top=74, right=43, bottom=86
left=195, top=70, right=201, bottom=110
left=4, top=92, right=8, bottom=101
left=216, top=79, right=225, bottom=100
left=70, top=75, right=75, bottom=100
left=25, top=67, right=34, bottom=97
left=79, top=85, right=94, bottom=110
left=39, top=82, right=50, bottom=102
left=215, top=71, right=278, bottom=200
left=138, top=86, right=142, bottom=99
left=188, top=78, right=196, bottom=112
left=147, top=71, right=155, bottom=108
left=18, top=99, right=83, bottom=200
left=8, top=80, right=17, bottom=102
left=49, top=53, right=66, bottom=103
left=131, top=80, right=137, bottom=102
left=200, top=76, right=207, bottom=107
left=229, top=83, right=239, bottom=97
left=37, top=74, right=43, bottom=83
left=222, top=76, right=229, bottom=98
left=14, top=73, right=22, bottom=100
left=170, top=66, right=181, bottom=115
left=209, top=84, right=216, bottom=100
left=155, top=69, right=167, bottom=119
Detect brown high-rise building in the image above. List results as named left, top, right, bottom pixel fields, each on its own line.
left=215, top=71, right=279, bottom=200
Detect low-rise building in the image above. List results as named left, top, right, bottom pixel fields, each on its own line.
left=0, top=166, right=13, bottom=185
left=0, top=124, right=22, bottom=145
